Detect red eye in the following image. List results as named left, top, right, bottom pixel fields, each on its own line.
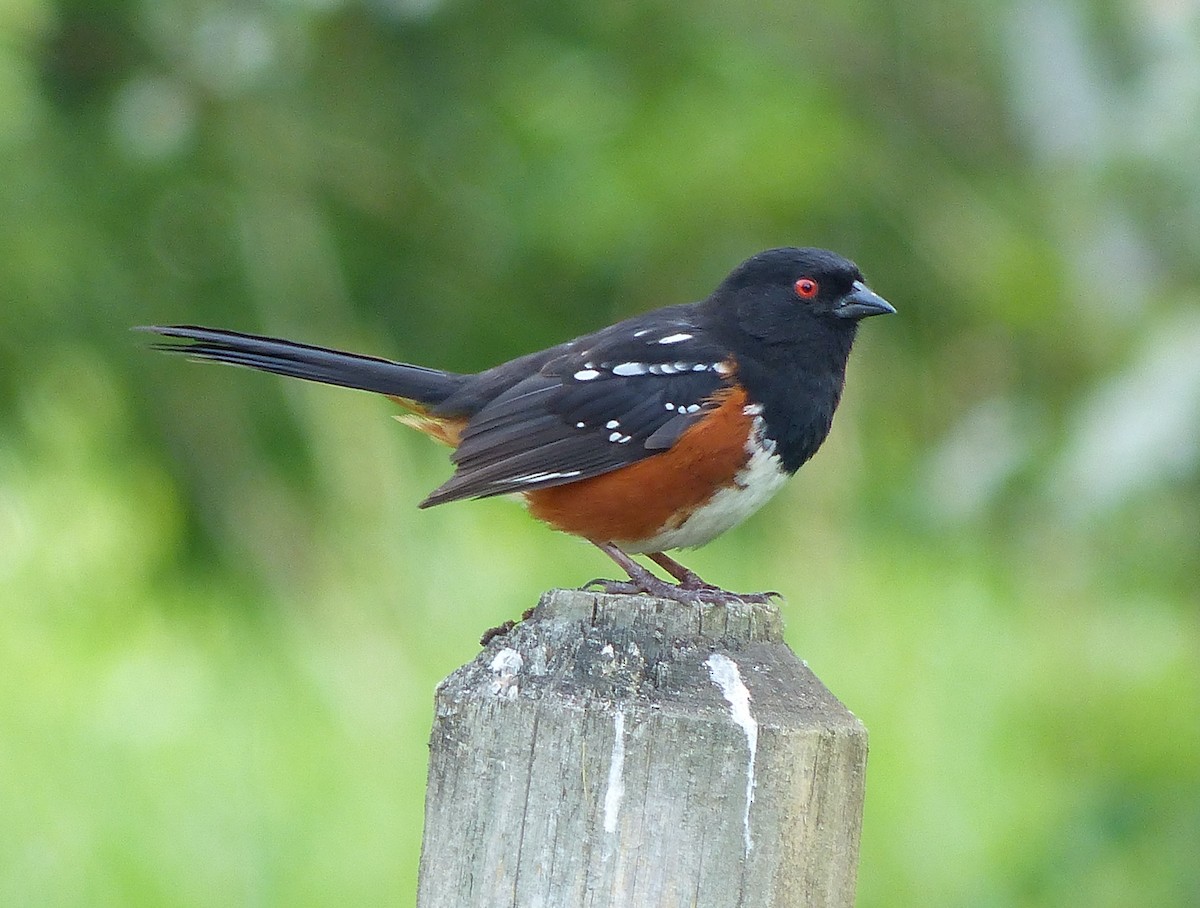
left=794, top=277, right=819, bottom=299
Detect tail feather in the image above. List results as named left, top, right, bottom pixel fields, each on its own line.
left=139, top=325, right=467, bottom=407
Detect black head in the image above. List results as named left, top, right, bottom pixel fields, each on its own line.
left=703, top=247, right=894, bottom=345
left=696, top=247, right=894, bottom=473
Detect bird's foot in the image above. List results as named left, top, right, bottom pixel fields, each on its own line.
left=642, top=550, right=780, bottom=603
left=582, top=576, right=781, bottom=605
left=583, top=542, right=781, bottom=604
left=671, top=570, right=719, bottom=592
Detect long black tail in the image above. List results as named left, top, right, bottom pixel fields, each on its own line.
left=139, top=325, right=468, bottom=407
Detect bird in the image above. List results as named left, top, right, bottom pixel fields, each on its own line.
left=141, top=247, right=894, bottom=603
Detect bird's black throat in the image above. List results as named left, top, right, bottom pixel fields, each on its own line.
left=731, top=323, right=857, bottom=474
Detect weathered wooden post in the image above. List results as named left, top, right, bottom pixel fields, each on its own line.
left=416, top=588, right=868, bottom=908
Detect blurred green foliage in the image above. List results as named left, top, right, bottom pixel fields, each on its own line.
left=1, top=0, right=1197, bottom=905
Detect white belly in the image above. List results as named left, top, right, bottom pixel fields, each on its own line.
left=618, top=425, right=790, bottom=553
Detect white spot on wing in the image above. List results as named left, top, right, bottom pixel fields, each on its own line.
left=612, top=362, right=648, bottom=377
left=706, top=653, right=758, bottom=855
left=574, top=369, right=601, bottom=381
left=658, top=332, right=693, bottom=344
left=606, top=419, right=621, bottom=429
left=501, top=469, right=582, bottom=485
left=603, top=708, right=626, bottom=834
left=608, top=431, right=622, bottom=442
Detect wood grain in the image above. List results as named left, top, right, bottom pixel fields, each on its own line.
left=417, top=589, right=867, bottom=908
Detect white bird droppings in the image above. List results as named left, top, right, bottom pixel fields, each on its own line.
left=603, top=708, right=626, bottom=834
left=489, top=648, right=524, bottom=700
left=706, top=653, right=758, bottom=854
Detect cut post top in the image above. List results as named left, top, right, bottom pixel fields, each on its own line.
left=531, top=587, right=786, bottom=646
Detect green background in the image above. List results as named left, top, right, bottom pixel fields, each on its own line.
left=1, top=0, right=1197, bottom=904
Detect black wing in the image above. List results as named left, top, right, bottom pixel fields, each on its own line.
left=420, top=309, right=735, bottom=506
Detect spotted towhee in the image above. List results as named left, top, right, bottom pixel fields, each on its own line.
left=143, top=247, right=894, bottom=602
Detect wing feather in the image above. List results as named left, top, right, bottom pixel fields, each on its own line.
left=420, top=323, right=736, bottom=507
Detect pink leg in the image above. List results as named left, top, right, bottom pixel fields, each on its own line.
left=646, top=552, right=716, bottom=590
left=584, top=542, right=779, bottom=604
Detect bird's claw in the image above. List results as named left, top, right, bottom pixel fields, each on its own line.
left=582, top=578, right=642, bottom=595
left=581, top=576, right=780, bottom=605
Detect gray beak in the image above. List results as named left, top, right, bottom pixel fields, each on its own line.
left=833, top=280, right=896, bottom=320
